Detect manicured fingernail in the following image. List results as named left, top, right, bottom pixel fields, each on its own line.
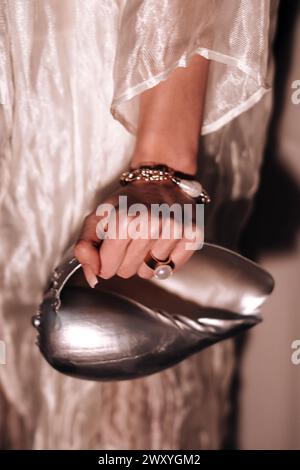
left=83, top=265, right=98, bottom=288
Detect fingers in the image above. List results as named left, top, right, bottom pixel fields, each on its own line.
left=167, top=237, right=198, bottom=270
left=116, top=238, right=154, bottom=278
left=75, top=204, right=203, bottom=285
left=137, top=225, right=203, bottom=280
left=74, top=239, right=100, bottom=288
left=170, top=224, right=203, bottom=270
left=98, top=209, right=159, bottom=279
left=137, top=237, right=178, bottom=279
left=74, top=214, right=101, bottom=288
left=98, top=237, right=132, bottom=279
left=97, top=207, right=140, bottom=279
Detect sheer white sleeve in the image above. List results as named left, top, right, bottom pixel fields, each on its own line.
left=111, top=0, right=274, bottom=136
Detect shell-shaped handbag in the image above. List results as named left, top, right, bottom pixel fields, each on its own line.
left=32, top=243, right=274, bottom=381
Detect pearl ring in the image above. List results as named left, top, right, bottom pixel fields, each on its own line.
left=144, top=251, right=175, bottom=280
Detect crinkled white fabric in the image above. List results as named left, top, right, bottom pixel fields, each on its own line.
left=0, top=0, right=277, bottom=449
left=111, top=0, right=273, bottom=135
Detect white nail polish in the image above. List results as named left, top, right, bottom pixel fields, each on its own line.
left=83, top=265, right=98, bottom=288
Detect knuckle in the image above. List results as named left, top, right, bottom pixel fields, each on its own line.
left=117, top=268, right=133, bottom=279
left=83, top=213, right=94, bottom=225
left=99, top=270, right=114, bottom=280
left=117, top=261, right=137, bottom=278
left=74, top=240, right=88, bottom=259
left=138, top=269, right=151, bottom=280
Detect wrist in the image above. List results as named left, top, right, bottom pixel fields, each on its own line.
left=130, top=148, right=197, bottom=176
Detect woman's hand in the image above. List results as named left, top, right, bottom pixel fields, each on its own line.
left=74, top=180, right=203, bottom=287
left=75, top=53, right=209, bottom=286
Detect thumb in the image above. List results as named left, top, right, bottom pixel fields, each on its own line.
left=74, top=239, right=100, bottom=288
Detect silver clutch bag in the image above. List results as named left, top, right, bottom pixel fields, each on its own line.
left=32, top=243, right=274, bottom=381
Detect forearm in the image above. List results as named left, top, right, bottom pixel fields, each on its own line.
left=76, top=57, right=209, bottom=283
left=131, top=54, right=209, bottom=175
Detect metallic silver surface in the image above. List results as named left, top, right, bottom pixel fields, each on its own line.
left=33, top=243, right=274, bottom=381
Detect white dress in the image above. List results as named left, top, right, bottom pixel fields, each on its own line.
left=0, top=0, right=278, bottom=449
